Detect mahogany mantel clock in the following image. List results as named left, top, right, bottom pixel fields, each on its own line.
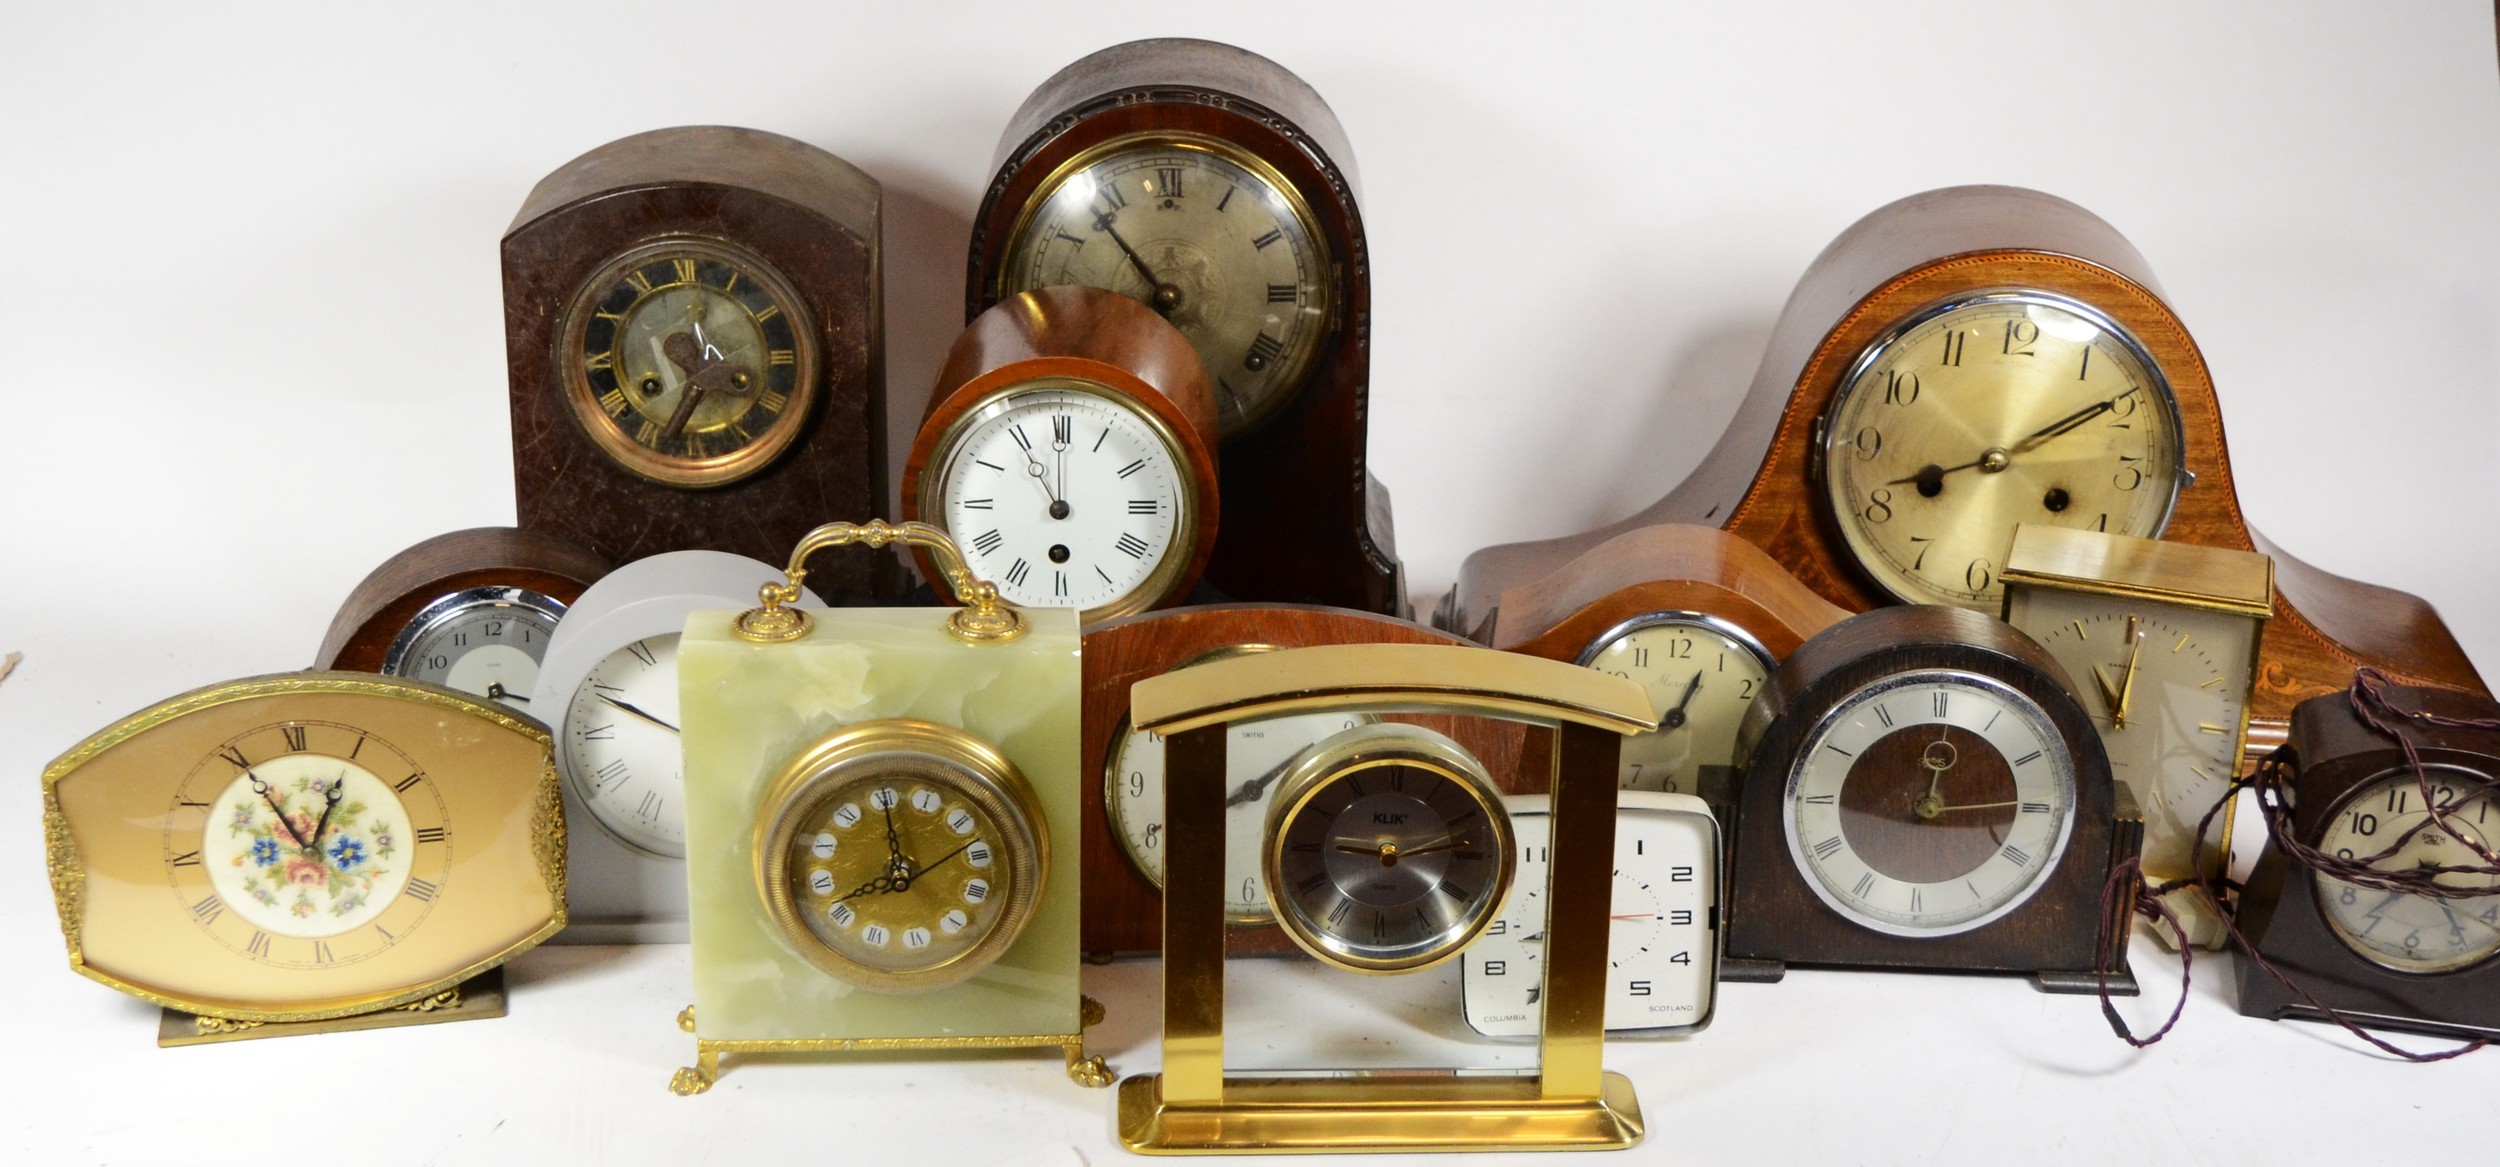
left=1444, top=184, right=2487, bottom=752
left=967, top=38, right=1405, bottom=616
left=503, top=125, right=899, bottom=602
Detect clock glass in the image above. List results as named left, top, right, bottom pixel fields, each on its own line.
left=1823, top=292, right=2185, bottom=608
left=930, top=381, right=1196, bottom=620
left=561, top=240, right=815, bottom=487
left=383, top=586, right=564, bottom=711
left=1784, top=669, right=2078, bottom=936
left=1577, top=612, right=1772, bottom=796
left=2315, top=765, right=2500, bottom=974
left=784, top=772, right=1013, bottom=977
left=1001, top=135, right=1330, bottom=437
left=560, top=634, right=685, bottom=858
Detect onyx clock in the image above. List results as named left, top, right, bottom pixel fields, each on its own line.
left=504, top=125, right=899, bottom=602
left=969, top=38, right=1404, bottom=616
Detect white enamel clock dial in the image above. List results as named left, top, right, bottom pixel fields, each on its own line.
left=1784, top=670, right=2078, bottom=936
left=383, top=586, right=564, bottom=711
left=934, top=383, right=1193, bottom=620
left=2315, top=765, right=2500, bottom=974
left=1105, top=706, right=1373, bottom=922
left=562, top=634, right=684, bottom=857
left=1578, top=613, right=1773, bottom=796
left=1464, top=792, right=1720, bottom=1037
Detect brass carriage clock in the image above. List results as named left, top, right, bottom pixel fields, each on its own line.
left=969, top=38, right=1405, bottom=615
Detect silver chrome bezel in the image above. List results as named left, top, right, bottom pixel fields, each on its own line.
left=1574, top=610, right=1776, bottom=672
left=380, top=585, right=567, bottom=679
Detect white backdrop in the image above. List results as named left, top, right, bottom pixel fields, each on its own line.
left=4, top=3, right=2497, bottom=1163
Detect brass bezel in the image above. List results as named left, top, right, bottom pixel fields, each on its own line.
left=556, top=236, right=820, bottom=490
left=1260, top=724, right=1517, bottom=974
left=997, top=131, right=1335, bottom=437
left=916, top=377, right=1204, bottom=623
left=754, top=718, right=1048, bottom=994
left=42, top=672, right=565, bottom=1024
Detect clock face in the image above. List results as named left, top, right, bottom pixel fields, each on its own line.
left=1104, top=706, right=1372, bottom=922
left=173, top=721, right=448, bottom=967
left=2315, top=766, right=2500, bottom=974
left=1822, top=292, right=2185, bottom=609
left=560, top=634, right=684, bottom=858
left=1265, top=728, right=1513, bottom=973
left=2009, top=592, right=2255, bottom=879
left=783, top=773, right=1015, bottom=978
left=561, top=240, right=815, bottom=488
left=1001, top=136, right=1331, bottom=438
left=931, top=382, right=1196, bottom=620
left=1578, top=613, right=1772, bottom=796
left=384, top=587, right=563, bottom=712
left=1464, top=798, right=1718, bottom=1037
left=1784, top=670, right=2078, bottom=936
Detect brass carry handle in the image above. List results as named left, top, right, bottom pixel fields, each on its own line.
left=734, top=520, right=1026, bottom=645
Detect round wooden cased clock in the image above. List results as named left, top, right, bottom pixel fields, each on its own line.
left=526, top=550, right=827, bottom=942
left=502, top=125, right=901, bottom=603
left=313, top=527, right=610, bottom=713
left=1725, top=604, right=2139, bottom=993
left=1079, top=603, right=1531, bottom=956
left=2234, top=684, right=2500, bottom=1039
left=967, top=38, right=1405, bottom=616
left=903, top=285, right=1219, bottom=623
left=42, top=672, right=565, bottom=1043
left=1476, top=524, right=1849, bottom=814
left=1444, top=184, right=2487, bottom=750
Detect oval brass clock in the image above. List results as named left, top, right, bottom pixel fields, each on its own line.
left=43, top=672, right=565, bottom=1023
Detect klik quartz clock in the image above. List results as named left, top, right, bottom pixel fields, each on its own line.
left=970, top=38, right=1404, bottom=616
left=504, top=125, right=900, bottom=602
left=314, top=527, right=610, bottom=713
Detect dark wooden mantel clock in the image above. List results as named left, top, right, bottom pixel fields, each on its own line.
left=967, top=38, right=1405, bottom=616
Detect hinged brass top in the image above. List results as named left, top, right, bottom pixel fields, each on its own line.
left=2001, top=524, right=2274, bottom=618
left=736, top=520, right=1026, bottom=645
left=1132, top=643, right=1657, bottom=737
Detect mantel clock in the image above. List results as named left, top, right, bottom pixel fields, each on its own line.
left=1445, top=184, right=2487, bottom=755
left=504, top=125, right=900, bottom=602
left=969, top=38, right=1405, bottom=616
left=314, top=527, right=610, bottom=713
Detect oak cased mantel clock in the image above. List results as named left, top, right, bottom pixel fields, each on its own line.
left=503, top=125, right=900, bottom=602
left=313, top=527, right=611, bottom=713
left=2234, top=684, right=2500, bottom=1040
left=1444, top=184, right=2487, bottom=753
left=967, top=38, right=1405, bottom=616
left=1726, top=605, right=2139, bottom=994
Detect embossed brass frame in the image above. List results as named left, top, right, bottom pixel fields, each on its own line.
left=1121, top=643, right=1654, bottom=1154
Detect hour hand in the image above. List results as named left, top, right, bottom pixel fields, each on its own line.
left=597, top=693, right=679, bottom=734
left=2088, top=664, right=2126, bottom=723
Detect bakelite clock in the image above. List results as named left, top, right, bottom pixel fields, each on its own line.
left=1444, top=184, right=2487, bottom=754
left=1726, top=605, right=2139, bottom=993
left=527, top=550, right=826, bottom=942
left=314, top=527, right=610, bottom=713
left=2235, top=685, right=2500, bottom=1039
left=504, top=125, right=900, bottom=602
left=969, top=38, right=1405, bottom=616
left=43, top=672, right=565, bottom=1043
left=1079, top=603, right=1530, bottom=956
left=1477, top=524, right=1848, bottom=811
left=903, top=285, right=1219, bottom=623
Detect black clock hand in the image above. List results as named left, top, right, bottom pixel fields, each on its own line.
left=909, top=837, right=979, bottom=880
left=597, top=693, right=679, bottom=734
left=251, top=774, right=313, bottom=850
left=485, top=682, right=528, bottom=704
left=1224, top=759, right=1300, bottom=809
left=1661, top=671, right=1703, bottom=730
left=1885, top=390, right=2137, bottom=489
left=882, top=802, right=905, bottom=867
left=1091, top=209, right=1184, bottom=315
left=308, top=777, right=345, bottom=851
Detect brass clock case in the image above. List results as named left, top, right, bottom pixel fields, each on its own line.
left=755, top=718, right=1048, bottom=994
left=556, top=237, right=820, bottom=490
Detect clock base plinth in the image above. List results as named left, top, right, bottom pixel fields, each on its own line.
left=2033, top=965, right=2138, bottom=997
left=1116, top=1072, right=1645, bottom=1154
left=669, top=997, right=1113, bottom=1095
left=1717, top=956, right=1787, bottom=984
left=156, top=968, right=507, bottom=1047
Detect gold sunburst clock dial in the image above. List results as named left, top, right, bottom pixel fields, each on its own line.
left=42, top=672, right=564, bottom=1030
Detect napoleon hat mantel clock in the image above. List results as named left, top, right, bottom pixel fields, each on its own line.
left=1443, top=185, right=2487, bottom=755
left=314, top=527, right=611, bottom=712
left=968, top=38, right=1405, bottom=616
left=44, top=672, right=566, bottom=1045
left=504, top=125, right=900, bottom=602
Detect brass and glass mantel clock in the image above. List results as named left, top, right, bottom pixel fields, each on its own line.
left=1444, top=185, right=2487, bottom=754
left=969, top=38, right=1405, bottom=616
left=504, top=126, right=901, bottom=603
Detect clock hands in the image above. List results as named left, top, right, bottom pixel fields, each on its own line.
left=485, top=681, right=528, bottom=704
left=309, top=776, right=346, bottom=851
left=1885, top=388, right=2141, bottom=495
left=655, top=327, right=758, bottom=442
left=2106, top=616, right=2144, bottom=730
left=1091, top=207, right=1184, bottom=315
left=597, top=693, right=679, bottom=734
left=251, top=773, right=314, bottom=851
left=1333, top=835, right=1470, bottom=865
left=1911, top=731, right=1961, bottom=821
left=1660, top=670, right=1704, bottom=731
left=1223, top=759, right=1301, bottom=809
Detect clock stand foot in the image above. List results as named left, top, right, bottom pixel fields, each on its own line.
left=2033, top=965, right=2138, bottom=997
left=670, top=1050, right=721, bottom=1096
left=1718, top=956, right=1787, bottom=983
left=1065, top=995, right=1113, bottom=1087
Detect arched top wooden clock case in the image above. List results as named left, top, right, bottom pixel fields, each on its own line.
left=1444, top=184, right=2487, bottom=748
left=967, top=38, right=1405, bottom=617
left=313, top=527, right=611, bottom=711
left=503, top=125, right=900, bottom=603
